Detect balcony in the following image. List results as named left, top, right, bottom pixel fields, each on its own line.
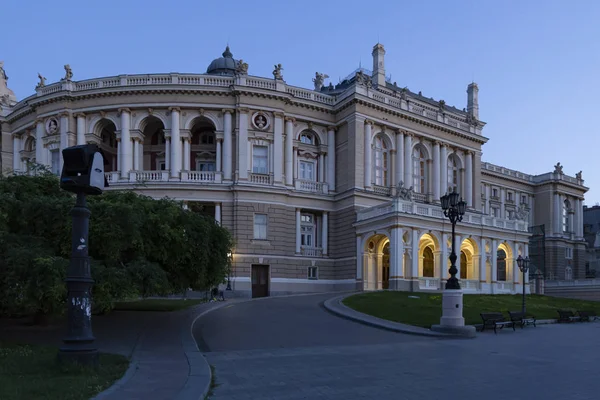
left=294, top=179, right=328, bottom=194
left=300, top=246, right=323, bottom=257
left=105, top=170, right=222, bottom=184
left=356, top=197, right=529, bottom=232
left=249, top=173, right=273, bottom=185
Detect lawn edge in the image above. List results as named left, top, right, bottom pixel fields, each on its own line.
left=323, top=293, right=467, bottom=338
left=89, top=354, right=138, bottom=400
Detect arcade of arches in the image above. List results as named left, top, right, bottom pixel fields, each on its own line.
left=359, top=228, right=528, bottom=294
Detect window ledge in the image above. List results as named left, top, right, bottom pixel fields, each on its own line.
left=251, top=239, right=272, bottom=246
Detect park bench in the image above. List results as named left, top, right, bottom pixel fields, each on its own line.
left=557, top=309, right=580, bottom=323
left=480, top=312, right=514, bottom=334
left=508, top=310, right=536, bottom=329
left=577, top=310, right=599, bottom=322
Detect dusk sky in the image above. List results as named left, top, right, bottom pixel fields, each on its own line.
left=3, top=0, right=599, bottom=202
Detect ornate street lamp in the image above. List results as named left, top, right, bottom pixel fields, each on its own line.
left=440, top=190, right=467, bottom=290
left=226, top=252, right=232, bottom=291
left=516, top=255, right=530, bottom=313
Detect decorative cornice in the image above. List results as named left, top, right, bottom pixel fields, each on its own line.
left=117, top=108, right=131, bottom=115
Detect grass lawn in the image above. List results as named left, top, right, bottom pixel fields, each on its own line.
left=0, top=343, right=129, bottom=400
left=343, top=291, right=600, bottom=328
left=113, top=298, right=206, bottom=312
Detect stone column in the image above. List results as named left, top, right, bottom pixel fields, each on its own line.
left=356, top=236, right=363, bottom=281
left=35, top=120, right=45, bottom=165
left=484, top=185, right=490, bottom=214
left=433, top=141, right=440, bottom=201
left=578, top=198, right=584, bottom=237
left=133, top=138, right=141, bottom=170
left=12, top=134, right=21, bottom=172
left=223, top=110, right=233, bottom=180
left=473, top=152, right=482, bottom=211
left=164, top=135, right=170, bottom=172
left=273, top=113, right=284, bottom=184
left=295, top=209, right=301, bottom=254
left=364, top=120, right=373, bottom=189
left=395, top=130, right=404, bottom=185
left=119, top=108, right=131, bottom=179
left=318, top=153, right=325, bottom=182
left=455, top=234, right=462, bottom=279
left=322, top=212, right=328, bottom=255
left=215, top=203, right=221, bottom=225
left=491, top=239, right=498, bottom=283
left=465, top=151, right=473, bottom=207
left=238, top=109, right=249, bottom=180
left=390, top=150, right=396, bottom=189
left=568, top=197, right=575, bottom=234
left=554, top=192, right=560, bottom=234
left=500, top=188, right=506, bottom=219
left=410, top=229, right=420, bottom=282
left=116, top=138, right=121, bottom=173
left=389, top=227, right=404, bottom=286
left=285, top=117, right=295, bottom=186
left=480, top=238, right=487, bottom=284
left=216, top=138, right=222, bottom=172
left=75, top=113, right=86, bottom=145
left=403, top=133, right=412, bottom=187
left=327, top=127, right=336, bottom=191
left=59, top=112, right=70, bottom=172
left=183, top=138, right=191, bottom=171
left=440, top=144, right=448, bottom=194
left=169, top=107, right=181, bottom=178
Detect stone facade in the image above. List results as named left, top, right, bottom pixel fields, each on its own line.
left=0, top=44, right=588, bottom=297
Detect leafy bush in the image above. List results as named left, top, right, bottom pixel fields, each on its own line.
left=127, top=259, right=171, bottom=298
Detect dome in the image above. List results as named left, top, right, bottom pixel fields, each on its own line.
left=206, top=46, right=239, bottom=76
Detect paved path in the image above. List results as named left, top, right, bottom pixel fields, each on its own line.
left=195, top=293, right=600, bottom=400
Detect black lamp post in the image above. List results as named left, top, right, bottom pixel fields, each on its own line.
left=440, top=190, right=467, bottom=290
left=516, top=255, right=530, bottom=314
left=226, top=252, right=232, bottom=291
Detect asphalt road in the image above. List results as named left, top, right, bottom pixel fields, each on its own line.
left=194, top=293, right=600, bottom=400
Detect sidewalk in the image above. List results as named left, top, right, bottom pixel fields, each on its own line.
left=0, top=300, right=229, bottom=400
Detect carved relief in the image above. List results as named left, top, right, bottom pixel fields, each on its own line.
left=45, top=117, right=59, bottom=135
left=251, top=112, right=270, bottom=131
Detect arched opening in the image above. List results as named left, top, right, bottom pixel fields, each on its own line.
left=95, top=119, right=118, bottom=172
left=373, top=134, right=390, bottom=187
left=382, top=242, right=390, bottom=289
left=141, top=116, right=166, bottom=171
left=190, top=117, right=217, bottom=172
left=423, top=246, right=434, bottom=277
left=497, top=249, right=507, bottom=281
left=460, top=251, right=468, bottom=280
left=446, top=154, right=461, bottom=194
left=363, top=234, right=389, bottom=290
left=459, top=238, right=479, bottom=282
left=412, top=145, right=428, bottom=194
left=297, top=130, right=321, bottom=183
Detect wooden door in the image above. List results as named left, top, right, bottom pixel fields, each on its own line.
left=251, top=264, right=269, bottom=298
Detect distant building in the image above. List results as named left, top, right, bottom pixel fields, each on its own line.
left=0, top=44, right=589, bottom=297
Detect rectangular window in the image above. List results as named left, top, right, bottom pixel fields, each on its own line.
left=492, top=188, right=498, bottom=198
left=507, top=192, right=513, bottom=201
left=252, top=146, right=268, bottom=174
left=299, top=161, right=315, bottom=181
left=521, top=195, right=527, bottom=204
left=308, top=266, right=318, bottom=280
left=566, top=247, right=573, bottom=259
left=253, top=214, right=267, bottom=240
left=492, top=208, right=499, bottom=218
left=51, top=150, right=60, bottom=175
left=301, top=213, right=315, bottom=247
left=159, top=161, right=166, bottom=171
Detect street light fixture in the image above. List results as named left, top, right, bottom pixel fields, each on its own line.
left=226, top=252, right=232, bottom=291
left=440, top=189, right=467, bottom=290
left=516, top=255, right=530, bottom=314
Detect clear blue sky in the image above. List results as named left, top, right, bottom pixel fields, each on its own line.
left=3, top=0, right=599, bottom=202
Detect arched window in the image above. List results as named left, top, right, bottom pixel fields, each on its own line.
left=412, top=146, right=427, bottom=194
left=497, top=249, right=507, bottom=281
left=373, top=135, right=389, bottom=186
left=447, top=155, right=461, bottom=194
left=300, top=133, right=314, bottom=145
left=423, top=246, right=434, bottom=277
left=563, top=199, right=570, bottom=233
left=460, top=251, right=468, bottom=280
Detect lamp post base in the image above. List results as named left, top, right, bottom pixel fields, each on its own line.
left=431, top=289, right=476, bottom=338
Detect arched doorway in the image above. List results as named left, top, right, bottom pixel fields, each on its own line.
left=190, top=117, right=217, bottom=173
left=423, top=247, right=434, bottom=277
left=363, top=234, right=389, bottom=290
left=141, top=116, right=166, bottom=171
left=94, top=119, right=118, bottom=172
left=497, top=249, right=507, bottom=281
left=460, top=251, right=468, bottom=280
left=418, top=232, right=440, bottom=289
left=382, top=242, right=390, bottom=289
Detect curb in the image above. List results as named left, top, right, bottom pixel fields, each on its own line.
left=323, top=294, right=465, bottom=339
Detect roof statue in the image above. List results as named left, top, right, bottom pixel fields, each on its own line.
left=63, top=64, right=73, bottom=81
left=576, top=171, right=583, bottom=180
left=0, top=61, right=17, bottom=106
left=313, top=72, right=329, bottom=91
left=273, top=64, right=284, bottom=80
left=36, top=73, right=47, bottom=89
left=554, top=162, right=563, bottom=174
left=235, top=59, right=249, bottom=76
left=439, top=99, right=446, bottom=112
